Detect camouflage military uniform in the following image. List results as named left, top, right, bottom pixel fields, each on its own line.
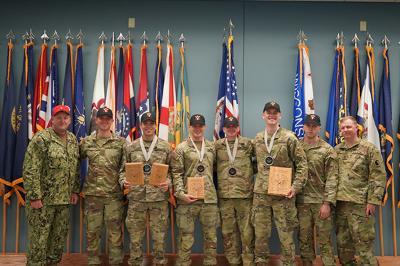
left=252, top=127, right=308, bottom=265
left=335, top=139, right=385, bottom=266
left=23, top=128, right=80, bottom=266
left=80, top=132, right=126, bottom=266
left=215, top=136, right=255, bottom=266
left=120, top=137, right=172, bottom=266
left=296, top=138, right=338, bottom=266
left=172, top=138, right=219, bottom=266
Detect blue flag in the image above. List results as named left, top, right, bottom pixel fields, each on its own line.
left=13, top=42, right=35, bottom=205
left=14, top=42, right=35, bottom=191
left=63, top=42, right=74, bottom=131
left=378, top=48, right=394, bottom=205
left=325, top=46, right=347, bottom=146
left=151, top=44, right=164, bottom=134
left=0, top=43, right=17, bottom=203
left=292, top=44, right=315, bottom=138
left=73, top=44, right=86, bottom=141
left=115, top=46, right=126, bottom=137
left=73, top=44, right=87, bottom=187
left=326, top=48, right=340, bottom=146
left=213, top=42, right=228, bottom=140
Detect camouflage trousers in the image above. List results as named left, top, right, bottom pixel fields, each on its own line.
left=84, top=195, right=124, bottom=266
left=219, top=198, right=254, bottom=266
left=126, top=200, right=169, bottom=266
left=176, top=203, right=220, bottom=266
left=251, top=193, right=298, bottom=266
left=336, top=201, right=377, bottom=266
left=297, top=203, right=336, bottom=266
left=25, top=203, right=70, bottom=266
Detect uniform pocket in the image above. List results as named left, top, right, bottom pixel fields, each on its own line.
left=48, top=148, right=66, bottom=168
left=350, top=152, right=368, bottom=175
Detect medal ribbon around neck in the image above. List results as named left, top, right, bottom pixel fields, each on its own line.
left=140, top=136, right=158, bottom=162
left=190, top=137, right=206, bottom=162
left=225, top=137, right=238, bottom=165
left=264, top=128, right=279, bottom=154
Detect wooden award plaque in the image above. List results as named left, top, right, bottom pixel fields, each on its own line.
left=187, top=176, right=205, bottom=199
left=125, top=162, right=145, bottom=185
left=149, top=163, right=169, bottom=185
left=267, top=166, right=292, bottom=196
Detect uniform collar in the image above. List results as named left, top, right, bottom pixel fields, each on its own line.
left=93, top=131, right=118, bottom=140
left=49, top=128, right=72, bottom=145
left=340, top=138, right=361, bottom=149
left=302, top=137, right=322, bottom=149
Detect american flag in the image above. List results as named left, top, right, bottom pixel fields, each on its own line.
left=225, top=35, right=239, bottom=119
left=214, top=35, right=239, bottom=140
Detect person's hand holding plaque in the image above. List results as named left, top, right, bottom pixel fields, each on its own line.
left=286, top=187, right=296, bottom=199
left=157, top=179, right=170, bottom=192
left=180, top=193, right=198, bottom=204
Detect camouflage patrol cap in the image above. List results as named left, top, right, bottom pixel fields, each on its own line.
left=52, top=105, right=71, bottom=116
left=97, top=107, right=113, bottom=118
left=190, top=114, right=205, bottom=126
left=141, top=112, right=156, bottom=123
left=263, top=101, right=281, bottom=113
left=304, top=114, right=321, bottom=126
left=223, top=116, right=239, bottom=128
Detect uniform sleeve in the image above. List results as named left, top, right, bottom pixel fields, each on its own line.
left=367, top=146, right=386, bottom=205
left=288, top=137, right=308, bottom=193
left=172, top=145, right=186, bottom=200
left=23, top=135, right=46, bottom=200
left=323, top=147, right=339, bottom=205
left=118, top=143, right=128, bottom=189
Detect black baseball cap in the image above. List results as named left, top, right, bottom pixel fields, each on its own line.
left=190, top=114, right=206, bottom=126
left=263, top=101, right=281, bottom=113
left=223, top=116, right=239, bottom=127
left=141, top=112, right=156, bottom=123
left=304, top=114, right=321, bottom=126
left=97, top=107, right=113, bottom=118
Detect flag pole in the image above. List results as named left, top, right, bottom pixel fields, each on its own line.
left=381, top=35, right=397, bottom=256
left=228, top=19, right=234, bottom=37
left=15, top=201, right=20, bottom=253
left=365, top=33, right=384, bottom=256
left=76, top=30, right=85, bottom=254
left=6, top=30, right=21, bottom=255
left=391, top=180, right=397, bottom=256
left=2, top=200, right=6, bottom=254
left=65, top=31, right=74, bottom=254
left=155, top=31, right=163, bottom=135
left=140, top=30, right=151, bottom=256
left=379, top=206, right=384, bottom=255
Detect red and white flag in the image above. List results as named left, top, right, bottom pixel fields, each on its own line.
left=159, top=44, right=176, bottom=148
left=33, top=44, right=49, bottom=133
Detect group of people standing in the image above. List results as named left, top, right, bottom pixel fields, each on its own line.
left=23, top=100, right=385, bottom=266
